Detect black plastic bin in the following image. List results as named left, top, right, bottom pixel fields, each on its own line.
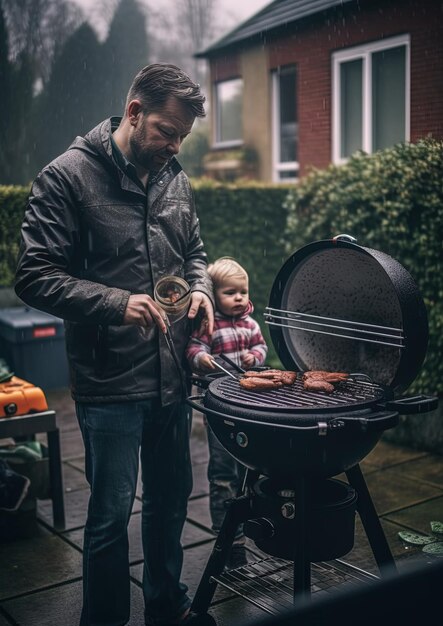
left=0, top=307, right=69, bottom=390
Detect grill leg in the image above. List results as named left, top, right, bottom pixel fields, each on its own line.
left=346, top=464, right=397, bottom=576
left=294, top=476, right=311, bottom=602
left=191, top=494, right=251, bottom=614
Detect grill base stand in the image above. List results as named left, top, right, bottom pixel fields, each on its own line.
left=190, top=464, right=397, bottom=621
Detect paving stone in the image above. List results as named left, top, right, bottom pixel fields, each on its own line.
left=60, top=428, right=86, bottom=460
left=0, top=529, right=82, bottom=601
left=191, top=458, right=210, bottom=499
left=209, top=594, right=271, bottom=625
left=190, top=419, right=209, bottom=465
left=391, top=454, right=443, bottom=488
left=62, top=461, right=88, bottom=492
left=187, top=495, right=212, bottom=530
left=384, top=495, right=443, bottom=535
left=361, top=467, right=441, bottom=516
left=361, top=439, right=427, bottom=471
left=0, top=579, right=145, bottom=626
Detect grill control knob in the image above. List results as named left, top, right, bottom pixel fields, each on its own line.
left=281, top=502, right=296, bottom=519
left=244, top=517, right=275, bottom=541
left=236, top=432, right=248, bottom=448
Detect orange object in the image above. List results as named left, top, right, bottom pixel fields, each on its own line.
left=0, top=376, right=48, bottom=418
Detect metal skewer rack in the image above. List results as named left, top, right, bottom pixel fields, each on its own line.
left=264, top=307, right=405, bottom=349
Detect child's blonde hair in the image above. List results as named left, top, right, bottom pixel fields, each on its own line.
left=207, top=257, right=248, bottom=288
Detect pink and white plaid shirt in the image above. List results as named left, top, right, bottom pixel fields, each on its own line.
left=186, top=301, right=268, bottom=372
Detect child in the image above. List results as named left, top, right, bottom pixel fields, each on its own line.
left=186, top=257, right=268, bottom=569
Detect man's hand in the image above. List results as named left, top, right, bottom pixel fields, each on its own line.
left=123, top=294, right=167, bottom=333
left=188, top=291, right=214, bottom=336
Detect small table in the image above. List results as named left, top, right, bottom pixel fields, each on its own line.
left=0, top=410, right=65, bottom=528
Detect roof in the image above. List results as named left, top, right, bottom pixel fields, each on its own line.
left=196, top=0, right=355, bottom=57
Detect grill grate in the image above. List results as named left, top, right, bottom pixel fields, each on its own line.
left=213, top=557, right=377, bottom=616
left=207, top=375, right=387, bottom=413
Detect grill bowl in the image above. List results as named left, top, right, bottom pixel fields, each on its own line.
left=195, top=375, right=398, bottom=480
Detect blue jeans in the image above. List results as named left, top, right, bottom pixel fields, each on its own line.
left=206, top=424, right=245, bottom=543
left=76, top=400, right=193, bottom=626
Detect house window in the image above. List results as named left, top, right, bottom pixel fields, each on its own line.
left=214, top=78, right=243, bottom=147
left=272, top=65, right=298, bottom=182
left=333, top=35, right=410, bottom=163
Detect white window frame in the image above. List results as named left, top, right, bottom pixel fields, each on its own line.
left=272, top=68, right=299, bottom=183
left=332, top=34, right=410, bottom=164
left=213, top=78, right=243, bottom=149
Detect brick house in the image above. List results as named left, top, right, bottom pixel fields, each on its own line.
left=196, top=0, right=443, bottom=182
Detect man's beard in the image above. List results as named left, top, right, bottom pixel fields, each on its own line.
left=129, top=133, right=156, bottom=172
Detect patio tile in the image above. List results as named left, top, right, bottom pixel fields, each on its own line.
left=187, top=495, right=212, bottom=530
left=392, top=454, right=443, bottom=489
left=0, top=529, right=82, bottom=601
left=383, top=495, right=443, bottom=535
left=62, top=461, right=88, bottom=492
left=360, top=467, right=441, bottom=516
left=0, top=579, right=145, bottom=626
left=360, top=439, right=427, bottom=471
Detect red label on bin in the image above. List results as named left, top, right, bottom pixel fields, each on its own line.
left=33, top=326, right=56, bottom=338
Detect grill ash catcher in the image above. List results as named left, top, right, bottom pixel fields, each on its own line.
left=186, top=235, right=438, bottom=624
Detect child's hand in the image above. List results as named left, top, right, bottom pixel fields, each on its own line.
left=199, top=354, right=216, bottom=371
left=242, top=353, right=255, bottom=369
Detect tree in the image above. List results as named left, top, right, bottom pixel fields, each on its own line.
left=101, top=0, right=148, bottom=117
left=0, top=0, right=84, bottom=183
left=36, top=22, right=103, bottom=169
left=147, top=0, right=216, bottom=85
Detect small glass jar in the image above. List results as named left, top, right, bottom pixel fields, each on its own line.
left=154, top=276, right=191, bottom=323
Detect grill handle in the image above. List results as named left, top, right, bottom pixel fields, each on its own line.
left=187, top=396, right=399, bottom=434
left=384, top=395, right=438, bottom=415
left=329, top=411, right=399, bottom=432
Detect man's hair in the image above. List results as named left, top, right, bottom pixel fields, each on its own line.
left=207, top=257, right=248, bottom=288
left=126, top=63, right=206, bottom=118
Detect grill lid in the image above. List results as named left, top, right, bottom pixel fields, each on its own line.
left=266, top=236, right=428, bottom=393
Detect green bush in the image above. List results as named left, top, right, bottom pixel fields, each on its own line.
left=193, top=178, right=291, bottom=364
left=283, top=139, right=443, bottom=395
left=0, top=185, right=30, bottom=286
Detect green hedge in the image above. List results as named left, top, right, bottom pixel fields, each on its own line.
left=0, top=185, right=30, bottom=286
left=282, top=139, right=443, bottom=396
left=192, top=179, right=291, bottom=363
left=1, top=139, right=441, bottom=396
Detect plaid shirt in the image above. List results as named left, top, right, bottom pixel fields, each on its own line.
left=186, top=301, right=268, bottom=372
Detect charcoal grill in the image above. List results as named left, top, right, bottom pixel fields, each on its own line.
left=186, top=235, right=438, bottom=625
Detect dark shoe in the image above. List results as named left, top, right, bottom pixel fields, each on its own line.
left=225, top=544, right=248, bottom=570
left=0, top=461, right=30, bottom=512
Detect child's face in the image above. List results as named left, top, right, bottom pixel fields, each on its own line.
left=215, top=276, right=249, bottom=317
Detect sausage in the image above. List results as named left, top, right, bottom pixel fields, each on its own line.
left=244, top=369, right=285, bottom=379
left=303, top=379, right=335, bottom=394
left=243, top=370, right=297, bottom=385
left=303, top=371, right=348, bottom=383
left=280, top=371, right=297, bottom=385
left=239, top=377, right=284, bottom=391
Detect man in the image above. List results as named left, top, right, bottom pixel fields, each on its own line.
left=15, top=64, right=214, bottom=626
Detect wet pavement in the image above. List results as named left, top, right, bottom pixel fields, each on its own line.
left=1, top=387, right=443, bottom=625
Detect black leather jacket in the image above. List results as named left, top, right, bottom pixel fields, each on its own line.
left=15, top=118, right=213, bottom=405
